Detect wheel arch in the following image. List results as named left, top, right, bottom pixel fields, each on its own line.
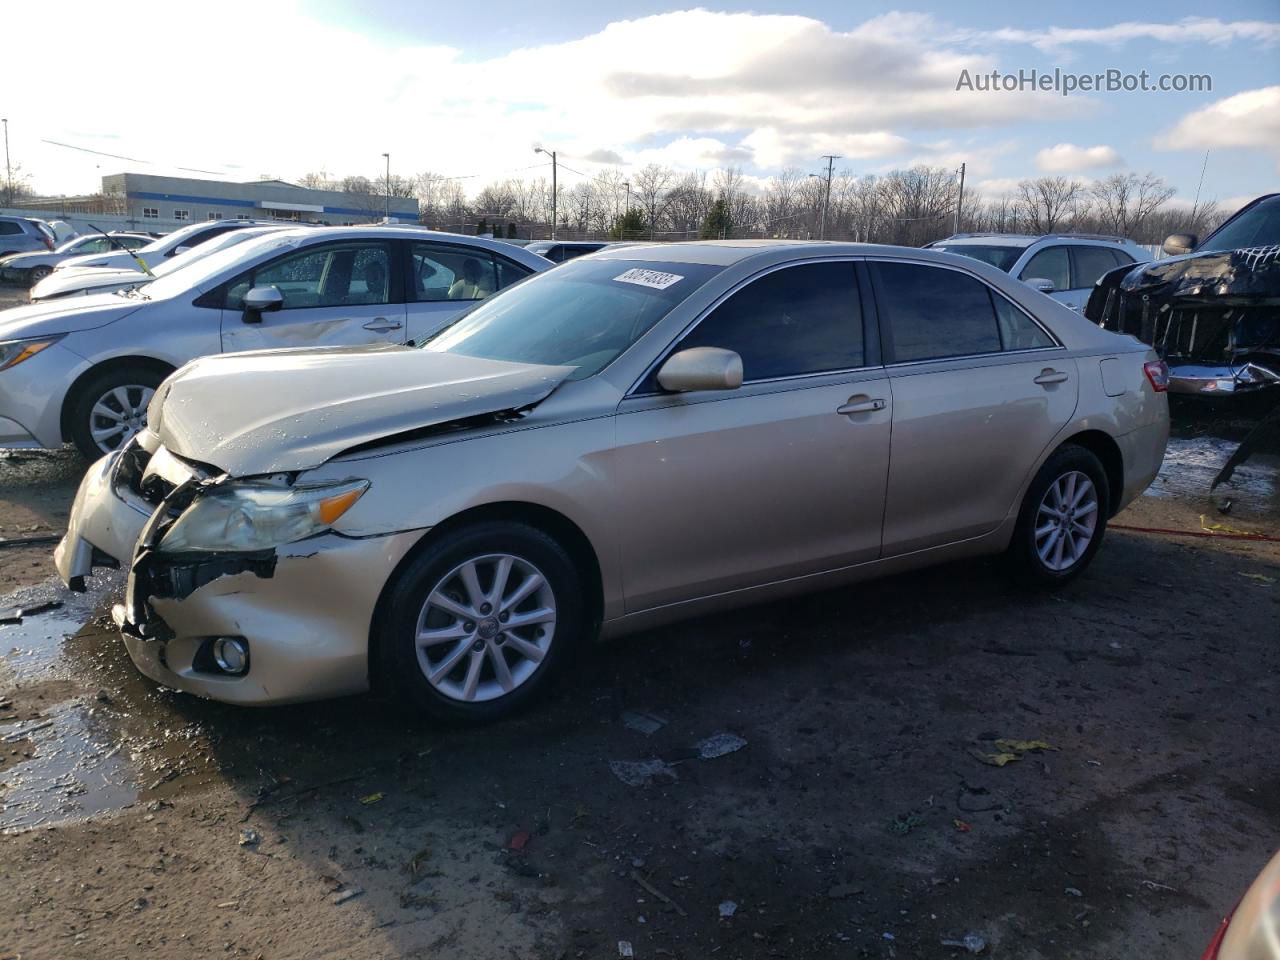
left=1058, top=429, right=1124, bottom=516
left=60, top=355, right=176, bottom=442
left=367, top=500, right=605, bottom=691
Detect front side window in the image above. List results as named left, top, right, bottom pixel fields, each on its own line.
left=1019, top=247, right=1070, bottom=291
left=873, top=261, right=1002, bottom=362
left=226, top=242, right=392, bottom=310
left=677, top=261, right=864, bottom=382
left=118, top=235, right=150, bottom=250
left=410, top=243, right=528, bottom=302
left=1071, top=246, right=1123, bottom=290
left=424, top=258, right=723, bottom=380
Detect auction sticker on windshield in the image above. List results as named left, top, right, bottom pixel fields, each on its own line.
left=614, top=268, right=684, bottom=290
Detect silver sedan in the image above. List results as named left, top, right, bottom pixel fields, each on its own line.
left=56, top=240, right=1169, bottom=722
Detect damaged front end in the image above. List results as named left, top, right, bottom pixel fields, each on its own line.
left=112, top=438, right=366, bottom=646
left=1087, top=246, right=1280, bottom=397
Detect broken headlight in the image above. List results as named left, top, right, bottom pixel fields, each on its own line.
left=158, top=479, right=369, bottom=553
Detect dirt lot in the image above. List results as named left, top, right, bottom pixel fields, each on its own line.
left=1, top=274, right=1277, bottom=959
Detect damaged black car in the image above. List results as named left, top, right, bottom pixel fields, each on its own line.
left=1086, top=193, right=1280, bottom=397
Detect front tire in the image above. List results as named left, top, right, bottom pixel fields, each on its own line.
left=1007, top=444, right=1110, bottom=587
left=376, top=521, right=584, bottom=723
left=67, top=365, right=166, bottom=460
left=28, top=265, right=53, bottom=285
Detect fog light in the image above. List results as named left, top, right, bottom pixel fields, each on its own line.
left=211, top=637, right=249, bottom=675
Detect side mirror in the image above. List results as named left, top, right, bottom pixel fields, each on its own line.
left=242, top=286, right=283, bottom=323
left=657, top=347, right=743, bottom=392
left=1026, top=277, right=1055, bottom=294
left=1162, top=233, right=1197, bottom=257
left=169, top=245, right=192, bottom=257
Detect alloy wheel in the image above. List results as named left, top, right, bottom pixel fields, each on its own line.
left=89, top=384, right=155, bottom=454
left=1034, top=470, right=1098, bottom=572
left=414, top=553, right=556, bottom=703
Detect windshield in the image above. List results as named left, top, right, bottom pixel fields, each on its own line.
left=148, top=228, right=274, bottom=278
left=423, top=258, right=724, bottom=379
left=1199, top=196, right=1280, bottom=253
left=138, top=230, right=313, bottom=299
left=930, top=244, right=1024, bottom=272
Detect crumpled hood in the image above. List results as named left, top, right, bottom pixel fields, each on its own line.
left=33, top=266, right=148, bottom=299
left=1112, top=246, right=1280, bottom=306
left=150, top=344, right=574, bottom=475
left=0, top=292, right=144, bottom=339
left=0, top=250, right=53, bottom=268
left=57, top=250, right=148, bottom=272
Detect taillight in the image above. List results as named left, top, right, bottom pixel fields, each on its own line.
left=42, top=234, right=55, bottom=251
left=1144, top=360, right=1169, bottom=393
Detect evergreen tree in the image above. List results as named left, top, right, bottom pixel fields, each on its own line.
left=700, top=197, right=731, bottom=239
left=609, top=208, right=646, bottom=240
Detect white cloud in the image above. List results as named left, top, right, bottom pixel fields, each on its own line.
left=1035, top=143, right=1124, bottom=173
left=1157, top=86, right=1280, bottom=153
left=980, top=17, right=1280, bottom=52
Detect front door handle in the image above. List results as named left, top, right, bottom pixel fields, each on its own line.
left=1034, top=369, right=1069, bottom=385
left=837, top=397, right=886, bottom=415
left=362, top=317, right=403, bottom=332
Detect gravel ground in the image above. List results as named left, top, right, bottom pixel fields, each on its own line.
left=1, top=276, right=1278, bottom=958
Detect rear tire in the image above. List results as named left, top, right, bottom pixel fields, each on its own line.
left=376, top=521, right=584, bottom=724
left=1006, top=444, right=1110, bottom=588
left=67, top=365, right=166, bottom=460
left=28, top=265, right=52, bottom=285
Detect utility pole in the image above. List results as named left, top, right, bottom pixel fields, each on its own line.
left=953, top=162, right=966, bottom=234
left=535, top=145, right=557, bottom=239
left=1189, top=150, right=1209, bottom=227
left=381, top=153, right=390, bottom=220
left=818, top=154, right=840, bottom=240
left=2, top=119, right=11, bottom=208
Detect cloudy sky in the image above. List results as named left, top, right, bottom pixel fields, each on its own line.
left=5, top=0, right=1278, bottom=210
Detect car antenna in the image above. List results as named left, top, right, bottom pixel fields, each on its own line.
left=86, top=222, right=155, bottom=278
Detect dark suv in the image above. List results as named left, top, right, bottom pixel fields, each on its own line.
left=1086, top=194, right=1280, bottom=397
left=0, top=216, right=56, bottom=257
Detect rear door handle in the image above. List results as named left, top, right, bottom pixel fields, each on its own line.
left=837, top=398, right=886, bottom=415
left=1034, top=369, right=1069, bottom=385
left=362, top=317, right=403, bottom=332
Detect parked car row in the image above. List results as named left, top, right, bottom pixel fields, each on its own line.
left=1, top=231, right=152, bottom=287
left=0, top=226, right=549, bottom=457
left=5, top=229, right=1168, bottom=722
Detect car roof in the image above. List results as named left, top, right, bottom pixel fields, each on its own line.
left=591, top=239, right=902, bottom=266
left=932, top=233, right=1142, bottom=248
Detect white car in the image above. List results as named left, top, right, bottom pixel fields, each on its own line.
left=52, top=218, right=282, bottom=276
left=0, top=233, right=152, bottom=287
left=0, top=227, right=550, bottom=458
left=926, top=233, right=1153, bottom=312
left=30, top=226, right=295, bottom=302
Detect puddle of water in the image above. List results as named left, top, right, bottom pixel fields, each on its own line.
left=0, top=577, right=222, bottom=832
left=1, top=700, right=137, bottom=831
left=1145, top=435, right=1279, bottom=506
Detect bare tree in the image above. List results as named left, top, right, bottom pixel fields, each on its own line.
left=1015, top=176, right=1085, bottom=233
left=633, top=164, right=675, bottom=239
left=1090, top=173, right=1175, bottom=237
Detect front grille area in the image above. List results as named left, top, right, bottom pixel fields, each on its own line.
left=1151, top=307, right=1235, bottom=363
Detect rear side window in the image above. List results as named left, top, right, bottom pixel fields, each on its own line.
left=1072, top=246, right=1123, bottom=290
left=874, top=262, right=1001, bottom=362
left=1019, top=247, right=1070, bottom=291
left=410, top=242, right=530, bottom=302
left=991, top=292, right=1056, bottom=351
left=678, top=261, right=864, bottom=381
